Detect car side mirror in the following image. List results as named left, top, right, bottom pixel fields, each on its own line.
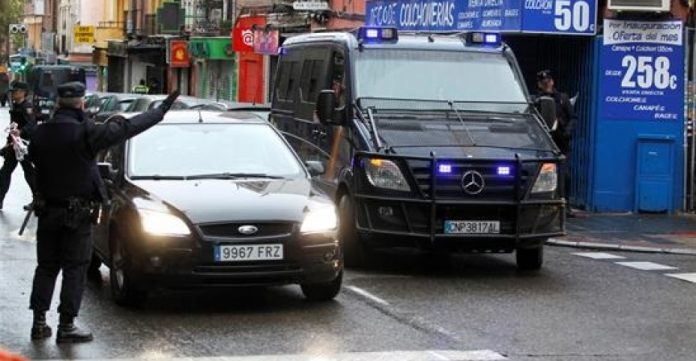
left=536, top=96, right=557, bottom=130
left=98, top=162, right=117, bottom=181
left=305, top=161, right=325, bottom=177
left=316, top=90, right=337, bottom=125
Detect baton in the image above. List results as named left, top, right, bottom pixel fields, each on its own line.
left=19, top=207, right=33, bottom=236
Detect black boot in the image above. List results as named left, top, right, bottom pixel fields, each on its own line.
left=56, top=315, right=93, bottom=344
left=31, top=311, right=52, bottom=340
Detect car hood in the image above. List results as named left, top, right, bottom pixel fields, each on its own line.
left=130, top=178, right=329, bottom=224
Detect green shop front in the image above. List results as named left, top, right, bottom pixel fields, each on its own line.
left=189, top=37, right=237, bottom=101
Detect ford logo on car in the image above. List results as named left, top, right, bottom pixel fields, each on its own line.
left=238, top=225, right=259, bottom=235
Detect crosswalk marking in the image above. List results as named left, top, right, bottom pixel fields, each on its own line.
left=615, top=262, right=678, bottom=271
left=573, top=252, right=626, bottom=260
left=665, top=273, right=696, bottom=284
left=39, top=350, right=508, bottom=361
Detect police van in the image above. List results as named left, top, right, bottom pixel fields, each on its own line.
left=270, top=27, right=565, bottom=270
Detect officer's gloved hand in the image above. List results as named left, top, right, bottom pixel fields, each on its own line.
left=159, top=90, right=180, bottom=113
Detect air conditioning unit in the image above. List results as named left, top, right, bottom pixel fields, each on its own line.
left=607, top=0, right=671, bottom=12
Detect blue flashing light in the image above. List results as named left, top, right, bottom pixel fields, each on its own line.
left=438, top=164, right=453, bottom=174
left=497, top=166, right=511, bottom=176
left=358, top=27, right=399, bottom=44
left=278, top=47, right=289, bottom=56
left=467, top=32, right=501, bottom=47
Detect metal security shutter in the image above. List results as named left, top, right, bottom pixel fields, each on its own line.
left=504, top=34, right=597, bottom=209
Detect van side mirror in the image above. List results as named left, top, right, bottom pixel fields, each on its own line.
left=536, top=96, right=557, bottom=130
left=305, top=161, right=325, bottom=177
left=98, top=162, right=117, bottom=181
left=316, top=90, right=337, bottom=125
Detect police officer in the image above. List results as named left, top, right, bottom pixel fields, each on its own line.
left=28, top=82, right=179, bottom=343
left=536, top=70, right=577, bottom=217
left=0, top=81, right=36, bottom=210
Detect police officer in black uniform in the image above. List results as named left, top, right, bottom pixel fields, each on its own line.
left=28, top=82, right=179, bottom=343
left=0, top=81, right=36, bottom=210
left=536, top=70, right=577, bottom=217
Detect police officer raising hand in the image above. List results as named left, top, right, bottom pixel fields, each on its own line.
left=28, top=82, right=179, bottom=343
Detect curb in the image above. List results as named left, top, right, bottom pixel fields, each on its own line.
left=546, top=238, right=696, bottom=256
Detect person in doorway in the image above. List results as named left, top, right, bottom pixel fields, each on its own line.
left=0, top=81, right=36, bottom=210
left=536, top=69, right=577, bottom=218
left=27, top=82, right=180, bottom=343
left=132, top=79, right=149, bottom=94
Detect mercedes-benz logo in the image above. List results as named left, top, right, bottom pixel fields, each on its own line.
left=238, top=225, right=259, bottom=235
left=461, top=170, right=485, bottom=195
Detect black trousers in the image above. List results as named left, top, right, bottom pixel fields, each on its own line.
left=0, top=151, right=35, bottom=203
left=30, top=209, right=93, bottom=317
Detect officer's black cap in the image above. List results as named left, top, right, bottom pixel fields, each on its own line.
left=537, top=70, right=553, bottom=82
left=57, top=82, right=86, bottom=98
left=9, top=81, right=29, bottom=91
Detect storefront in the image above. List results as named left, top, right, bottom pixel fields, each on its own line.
left=189, top=37, right=237, bottom=101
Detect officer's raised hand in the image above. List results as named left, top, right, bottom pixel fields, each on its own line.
left=159, top=90, right=180, bottom=113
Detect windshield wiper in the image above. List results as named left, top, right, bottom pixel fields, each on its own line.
left=130, top=175, right=187, bottom=180
left=185, top=172, right=284, bottom=180
left=447, top=100, right=477, bottom=146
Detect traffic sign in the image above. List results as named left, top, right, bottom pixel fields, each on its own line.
left=73, top=26, right=96, bottom=43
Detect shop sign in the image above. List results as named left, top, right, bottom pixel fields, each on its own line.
left=365, top=0, right=596, bottom=35
left=233, top=16, right=266, bottom=53
left=292, top=0, right=330, bottom=11
left=168, top=40, right=190, bottom=68
left=253, top=29, right=279, bottom=55
left=599, top=19, right=685, bottom=121
left=74, top=26, right=95, bottom=44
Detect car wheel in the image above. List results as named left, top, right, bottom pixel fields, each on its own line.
left=516, top=245, right=544, bottom=271
left=109, top=234, right=148, bottom=307
left=301, top=271, right=343, bottom=302
left=338, top=195, right=372, bottom=268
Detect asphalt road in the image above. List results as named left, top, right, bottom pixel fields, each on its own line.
left=0, top=109, right=695, bottom=361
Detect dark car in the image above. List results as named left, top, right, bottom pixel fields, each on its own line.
left=92, top=110, right=342, bottom=306
left=94, top=93, right=139, bottom=122
left=271, top=28, right=565, bottom=270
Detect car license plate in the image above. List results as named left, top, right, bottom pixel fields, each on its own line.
left=444, top=221, right=500, bottom=234
left=41, top=109, right=50, bottom=114
left=214, top=244, right=283, bottom=262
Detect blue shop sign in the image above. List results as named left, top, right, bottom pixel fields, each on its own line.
left=599, top=20, right=685, bottom=122
left=365, top=0, right=597, bottom=35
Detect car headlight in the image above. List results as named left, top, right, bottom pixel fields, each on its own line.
left=364, top=158, right=411, bottom=191
left=139, top=209, right=191, bottom=237
left=531, top=163, right=558, bottom=194
left=300, top=205, right=337, bottom=234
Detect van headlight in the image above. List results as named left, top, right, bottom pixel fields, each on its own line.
left=140, top=209, right=191, bottom=237
left=364, top=158, right=411, bottom=191
left=300, top=205, right=337, bottom=234
left=531, top=163, right=558, bottom=194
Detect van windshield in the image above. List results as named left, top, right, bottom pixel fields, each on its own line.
left=355, top=50, right=528, bottom=113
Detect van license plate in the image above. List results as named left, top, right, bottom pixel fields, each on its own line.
left=444, top=221, right=500, bottom=234
left=214, top=244, right=283, bottom=262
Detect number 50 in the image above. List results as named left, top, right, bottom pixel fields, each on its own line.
left=554, top=0, right=591, bottom=32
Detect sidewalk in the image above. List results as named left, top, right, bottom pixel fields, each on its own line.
left=548, top=210, right=696, bottom=255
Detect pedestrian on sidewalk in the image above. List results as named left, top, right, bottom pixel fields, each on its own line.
left=28, top=82, right=180, bottom=343
left=0, top=81, right=36, bottom=210
left=535, top=70, right=577, bottom=218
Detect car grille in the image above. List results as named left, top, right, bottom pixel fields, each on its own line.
left=198, top=222, right=295, bottom=238
left=406, top=160, right=537, bottom=200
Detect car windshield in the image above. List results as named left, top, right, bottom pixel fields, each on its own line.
left=355, top=49, right=528, bottom=113
left=128, top=123, right=304, bottom=178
